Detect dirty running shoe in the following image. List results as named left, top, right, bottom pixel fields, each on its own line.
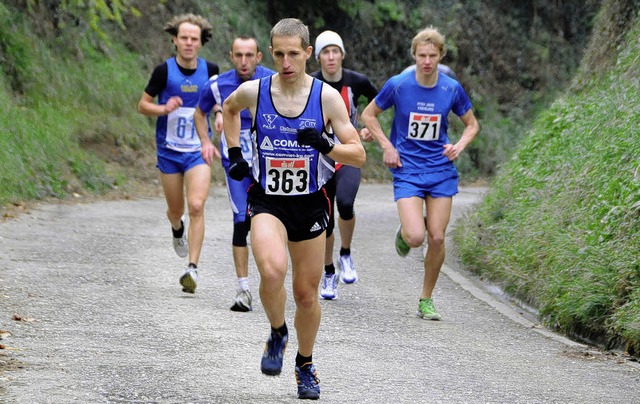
left=230, top=289, right=253, bottom=312
left=295, top=363, right=320, bottom=400
left=395, top=225, right=410, bottom=257
left=179, top=266, right=198, bottom=294
left=261, top=331, right=288, bottom=376
left=320, top=273, right=338, bottom=300
left=338, top=254, right=358, bottom=284
left=417, top=298, right=442, bottom=321
left=172, top=233, right=188, bottom=258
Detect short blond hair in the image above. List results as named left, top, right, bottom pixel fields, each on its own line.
left=411, top=26, right=446, bottom=58
left=270, top=18, right=310, bottom=49
left=164, top=13, right=213, bottom=45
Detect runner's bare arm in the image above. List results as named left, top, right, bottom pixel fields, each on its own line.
left=222, top=80, right=259, bottom=148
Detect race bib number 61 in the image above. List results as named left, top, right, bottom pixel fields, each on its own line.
left=407, top=112, right=441, bottom=141
left=266, top=157, right=310, bottom=195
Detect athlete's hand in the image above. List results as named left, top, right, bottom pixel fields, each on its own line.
left=382, top=146, right=402, bottom=168
left=359, top=127, right=374, bottom=142
left=200, top=139, right=221, bottom=166
left=164, top=96, right=183, bottom=114
left=442, top=143, right=460, bottom=161
left=297, top=128, right=334, bottom=155
left=228, top=147, right=250, bottom=181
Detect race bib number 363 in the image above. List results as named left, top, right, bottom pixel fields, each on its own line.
left=266, top=157, right=310, bottom=195
left=407, top=112, right=441, bottom=141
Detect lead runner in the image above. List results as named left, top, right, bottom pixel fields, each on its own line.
left=222, top=18, right=365, bottom=400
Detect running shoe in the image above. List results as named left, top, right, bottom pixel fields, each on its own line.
left=320, top=273, right=338, bottom=300
left=295, top=363, right=320, bottom=400
left=179, top=267, right=198, bottom=294
left=230, top=289, right=253, bottom=312
left=338, top=254, right=358, bottom=284
left=417, top=298, right=442, bottom=321
left=173, top=233, right=188, bottom=258
left=395, top=225, right=411, bottom=257
left=261, top=331, right=288, bottom=376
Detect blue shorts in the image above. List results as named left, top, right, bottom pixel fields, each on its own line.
left=393, top=165, right=459, bottom=201
left=157, top=148, right=206, bottom=175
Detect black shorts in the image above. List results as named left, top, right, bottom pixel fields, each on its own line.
left=247, top=183, right=331, bottom=242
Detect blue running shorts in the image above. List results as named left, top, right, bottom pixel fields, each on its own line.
left=393, top=165, right=459, bottom=201
left=157, top=149, right=206, bottom=175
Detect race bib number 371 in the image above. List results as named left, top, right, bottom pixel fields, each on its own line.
left=407, top=112, right=441, bottom=141
left=265, top=157, right=310, bottom=195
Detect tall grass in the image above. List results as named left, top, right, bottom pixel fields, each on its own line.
left=0, top=0, right=280, bottom=208
left=0, top=2, right=153, bottom=205
left=454, top=9, right=640, bottom=354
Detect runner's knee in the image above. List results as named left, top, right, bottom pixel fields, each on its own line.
left=232, top=220, right=250, bottom=247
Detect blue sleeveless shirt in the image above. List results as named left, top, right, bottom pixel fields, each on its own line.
left=156, top=57, right=210, bottom=152
left=251, top=76, right=334, bottom=195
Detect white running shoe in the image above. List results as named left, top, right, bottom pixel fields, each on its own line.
left=172, top=233, right=188, bottom=258
left=179, top=267, right=198, bottom=293
left=339, top=254, right=358, bottom=284
left=230, top=289, right=253, bottom=312
left=320, top=273, right=338, bottom=300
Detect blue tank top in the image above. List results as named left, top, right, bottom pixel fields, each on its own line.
left=198, top=65, right=275, bottom=164
left=375, top=69, right=472, bottom=173
left=156, top=57, right=210, bottom=152
left=251, top=76, right=333, bottom=195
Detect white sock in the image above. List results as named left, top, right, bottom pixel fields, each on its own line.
left=238, top=277, right=249, bottom=291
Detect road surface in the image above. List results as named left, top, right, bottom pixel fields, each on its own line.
left=0, top=184, right=638, bottom=403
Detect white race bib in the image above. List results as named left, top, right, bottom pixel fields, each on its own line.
left=265, top=157, right=310, bottom=195
left=222, top=129, right=253, bottom=164
left=406, top=112, right=441, bottom=141
left=166, top=107, right=201, bottom=151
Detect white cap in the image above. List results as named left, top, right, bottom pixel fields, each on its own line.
left=314, top=30, right=345, bottom=60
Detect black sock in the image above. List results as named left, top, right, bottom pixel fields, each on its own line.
left=339, top=247, right=351, bottom=256
left=172, top=220, right=185, bottom=238
left=188, top=263, right=197, bottom=269
left=296, top=352, right=313, bottom=368
left=324, top=263, right=335, bottom=275
left=272, top=322, right=288, bottom=337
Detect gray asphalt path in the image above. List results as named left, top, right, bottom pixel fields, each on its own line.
left=0, top=184, right=638, bottom=403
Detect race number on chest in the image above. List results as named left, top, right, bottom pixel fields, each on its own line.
left=265, top=157, right=310, bottom=195
left=407, top=112, right=441, bottom=141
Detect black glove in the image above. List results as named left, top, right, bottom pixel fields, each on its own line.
left=297, top=128, right=334, bottom=155
left=228, top=147, right=250, bottom=181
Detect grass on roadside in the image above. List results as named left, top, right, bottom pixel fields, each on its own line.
left=453, top=13, right=640, bottom=355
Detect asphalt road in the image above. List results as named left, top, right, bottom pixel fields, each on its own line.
left=0, top=184, right=638, bottom=403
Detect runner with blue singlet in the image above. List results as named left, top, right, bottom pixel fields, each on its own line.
left=138, top=13, right=219, bottom=294
left=222, top=18, right=365, bottom=400
left=195, top=36, right=275, bottom=312
left=362, top=26, right=480, bottom=321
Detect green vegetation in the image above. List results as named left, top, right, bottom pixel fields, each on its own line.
left=0, top=0, right=272, bottom=206
left=454, top=3, right=640, bottom=355
left=0, top=2, right=144, bottom=204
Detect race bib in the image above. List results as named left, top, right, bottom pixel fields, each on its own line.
left=406, top=112, right=441, bottom=141
left=222, top=129, right=253, bottom=164
left=239, top=129, right=253, bottom=161
left=265, top=157, right=310, bottom=196
left=166, top=107, right=201, bottom=151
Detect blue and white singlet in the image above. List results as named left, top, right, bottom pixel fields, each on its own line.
left=251, top=77, right=334, bottom=195
left=156, top=57, right=210, bottom=152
